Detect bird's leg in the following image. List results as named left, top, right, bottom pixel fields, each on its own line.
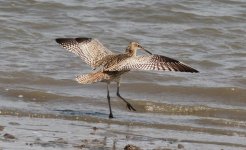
left=107, top=84, right=113, bottom=118
left=116, top=82, right=136, bottom=111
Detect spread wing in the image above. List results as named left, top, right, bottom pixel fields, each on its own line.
left=55, top=38, right=114, bottom=68
left=105, top=54, right=199, bottom=73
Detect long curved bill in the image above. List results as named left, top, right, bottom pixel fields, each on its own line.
left=139, top=45, right=152, bottom=55
left=143, top=49, right=152, bottom=55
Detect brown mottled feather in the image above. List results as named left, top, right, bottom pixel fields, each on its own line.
left=56, top=39, right=198, bottom=85
left=76, top=72, right=110, bottom=84
left=56, top=38, right=113, bottom=68
left=105, top=54, right=198, bottom=73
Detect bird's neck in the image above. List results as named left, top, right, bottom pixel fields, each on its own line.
left=126, top=48, right=137, bottom=57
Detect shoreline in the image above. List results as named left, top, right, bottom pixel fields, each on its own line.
left=0, top=114, right=178, bottom=150
left=1, top=108, right=246, bottom=150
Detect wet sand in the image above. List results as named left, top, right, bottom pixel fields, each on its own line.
left=1, top=109, right=245, bottom=150
left=0, top=112, right=178, bottom=150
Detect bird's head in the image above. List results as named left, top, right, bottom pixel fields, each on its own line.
left=126, top=42, right=152, bottom=56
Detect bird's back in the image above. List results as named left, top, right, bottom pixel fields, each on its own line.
left=95, top=53, right=131, bottom=71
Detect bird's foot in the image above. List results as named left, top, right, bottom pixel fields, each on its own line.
left=126, top=103, right=136, bottom=111
left=109, top=113, right=114, bottom=119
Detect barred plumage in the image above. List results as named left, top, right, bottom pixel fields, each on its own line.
left=56, top=38, right=199, bottom=118
left=76, top=72, right=110, bottom=84
left=105, top=55, right=198, bottom=72
left=56, top=38, right=114, bottom=68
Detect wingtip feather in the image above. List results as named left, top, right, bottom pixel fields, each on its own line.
left=55, top=38, right=73, bottom=44
left=55, top=37, right=92, bottom=44
left=75, top=37, right=92, bottom=43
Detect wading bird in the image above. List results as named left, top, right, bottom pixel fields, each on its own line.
left=56, top=38, right=198, bottom=118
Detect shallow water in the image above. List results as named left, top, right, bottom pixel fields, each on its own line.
left=0, top=0, right=246, bottom=149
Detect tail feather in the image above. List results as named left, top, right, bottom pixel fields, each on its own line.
left=75, top=72, right=109, bottom=84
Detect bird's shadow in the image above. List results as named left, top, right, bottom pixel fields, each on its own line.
left=54, top=109, right=108, bottom=118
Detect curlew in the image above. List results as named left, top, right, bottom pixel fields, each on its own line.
left=55, top=38, right=198, bottom=118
